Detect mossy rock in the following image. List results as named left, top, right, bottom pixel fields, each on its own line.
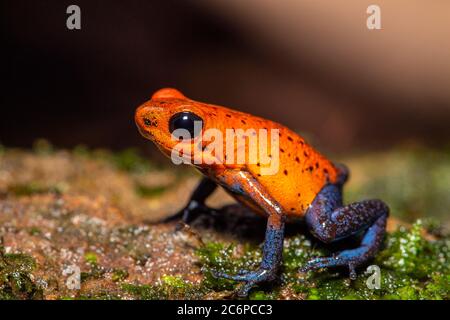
left=0, top=250, right=43, bottom=299
left=0, top=143, right=448, bottom=299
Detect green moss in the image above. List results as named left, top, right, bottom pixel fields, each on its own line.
left=135, top=184, right=169, bottom=198
left=0, top=248, right=42, bottom=299
left=59, top=291, right=121, bottom=300
left=196, top=242, right=261, bottom=292
left=72, top=145, right=153, bottom=173
left=84, top=252, right=98, bottom=266
left=379, top=221, right=449, bottom=277
left=421, top=273, right=450, bottom=300
left=32, top=139, right=54, bottom=155
left=121, top=283, right=164, bottom=299
left=72, top=144, right=90, bottom=157
left=122, top=275, right=205, bottom=300
left=110, top=148, right=153, bottom=173
left=161, top=275, right=186, bottom=288
left=80, top=252, right=105, bottom=282
left=80, top=267, right=104, bottom=282
left=28, top=227, right=42, bottom=236
left=111, top=269, right=129, bottom=283
left=8, top=182, right=62, bottom=196
left=75, top=292, right=121, bottom=300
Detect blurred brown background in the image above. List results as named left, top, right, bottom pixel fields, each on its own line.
left=2, top=0, right=450, bottom=155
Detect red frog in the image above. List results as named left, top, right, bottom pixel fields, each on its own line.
left=135, top=88, right=389, bottom=296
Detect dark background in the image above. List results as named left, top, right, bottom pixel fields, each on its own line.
left=2, top=0, right=450, bottom=155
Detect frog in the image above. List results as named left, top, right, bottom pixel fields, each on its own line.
left=135, top=88, right=389, bottom=296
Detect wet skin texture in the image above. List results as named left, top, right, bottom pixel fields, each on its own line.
left=135, top=88, right=389, bottom=297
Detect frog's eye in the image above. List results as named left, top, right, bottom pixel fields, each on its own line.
left=169, top=112, right=203, bottom=139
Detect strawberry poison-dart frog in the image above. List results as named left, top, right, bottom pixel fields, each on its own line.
left=135, top=88, right=389, bottom=296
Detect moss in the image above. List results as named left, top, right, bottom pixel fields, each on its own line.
left=379, top=221, right=449, bottom=277
left=0, top=247, right=43, bottom=299
left=28, top=227, right=42, bottom=236
left=121, top=283, right=164, bottom=299
left=121, top=275, right=206, bottom=300
left=59, top=291, right=121, bottom=300
left=72, top=144, right=90, bottom=157
left=80, top=268, right=104, bottom=282
left=111, top=269, right=129, bottom=283
left=161, top=275, right=187, bottom=288
left=32, top=139, right=54, bottom=155
left=249, top=291, right=277, bottom=300
left=110, top=148, right=153, bottom=173
left=8, top=182, right=62, bottom=196
left=75, top=292, right=121, bottom=300
left=80, top=252, right=105, bottom=282
left=421, top=273, right=450, bottom=300
left=84, top=252, right=98, bottom=266
left=196, top=242, right=261, bottom=292
left=73, top=145, right=153, bottom=173
left=135, top=184, right=169, bottom=198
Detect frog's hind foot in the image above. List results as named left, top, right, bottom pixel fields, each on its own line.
left=300, top=213, right=387, bottom=280
left=300, top=255, right=359, bottom=280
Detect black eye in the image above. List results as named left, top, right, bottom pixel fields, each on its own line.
left=143, top=118, right=151, bottom=126
left=169, top=112, right=203, bottom=139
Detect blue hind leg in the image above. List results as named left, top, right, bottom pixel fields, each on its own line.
left=301, top=184, right=389, bottom=279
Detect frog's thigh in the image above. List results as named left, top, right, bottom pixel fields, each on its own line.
left=305, top=184, right=389, bottom=243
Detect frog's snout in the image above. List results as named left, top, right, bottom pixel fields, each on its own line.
left=135, top=105, right=156, bottom=139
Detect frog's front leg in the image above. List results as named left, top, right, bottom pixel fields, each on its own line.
left=212, top=170, right=286, bottom=297
left=162, top=177, right=218, bottom=225
left=301, top=184, right=389, bottom=279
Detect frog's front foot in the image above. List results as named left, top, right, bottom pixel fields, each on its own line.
left=160, top=177, right=219, bottom=228
left=213, top=268, right=278, bottom=297
left=162, top=200, right=218, bottom=226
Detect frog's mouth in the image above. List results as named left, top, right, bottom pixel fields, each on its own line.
left=136, top=124, right=153, bottom=140
left=155, top=138, right=204, bottom=169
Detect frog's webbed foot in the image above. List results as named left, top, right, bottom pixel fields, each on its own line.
left=300, top=254, right=359, bottom=280
left=213, top=268, right=278, bottom=297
